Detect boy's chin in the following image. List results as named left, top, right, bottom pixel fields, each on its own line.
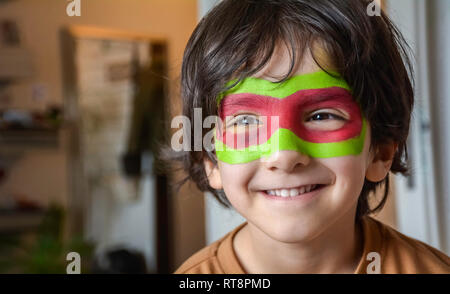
left=257, top=219, right=328, bottom=244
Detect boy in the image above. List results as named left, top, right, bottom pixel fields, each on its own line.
left=172, top=0, right=450, bottom=273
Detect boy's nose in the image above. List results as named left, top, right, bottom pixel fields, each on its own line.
left=262, top=150, right=311, bottom=173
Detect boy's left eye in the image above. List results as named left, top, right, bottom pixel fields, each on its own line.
left=304, top=109, right=348, bottom=131
left=306, top=112, right=345, bottom=122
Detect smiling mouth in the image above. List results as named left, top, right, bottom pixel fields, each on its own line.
left=264, top=184, right=326, bottom=197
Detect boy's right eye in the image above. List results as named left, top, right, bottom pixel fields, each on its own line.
left=226, top=114, right=263, bottom=129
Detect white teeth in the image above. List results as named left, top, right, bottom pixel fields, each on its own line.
left=266, top=185, right=319, bottom=198
left=299, top=186, right=305, bottom=194
left=289, top=189, right=299, bottom=197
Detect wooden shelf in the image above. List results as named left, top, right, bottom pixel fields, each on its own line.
left=0, top=210, right=46, bottom=234
left=0, top=129, right=60, bottom=149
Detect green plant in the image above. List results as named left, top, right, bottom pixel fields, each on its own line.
left=0, top=204, right=94, bottom=274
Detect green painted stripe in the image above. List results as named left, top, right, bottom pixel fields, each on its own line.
left=215, top=119, right=366, bottom=164
left=217, top=70, right=351, bottom=105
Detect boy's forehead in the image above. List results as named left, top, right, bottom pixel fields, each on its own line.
left=217, top=41, right=343, bottom=103
left=251, top=41, right=335, bottom=82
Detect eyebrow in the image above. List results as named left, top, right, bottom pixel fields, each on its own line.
left=298, top=90, right=353, bottom=107
left=219, top=94, right=273, bottom=117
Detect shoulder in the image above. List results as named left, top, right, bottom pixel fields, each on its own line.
left=174, top=222, right=247, bottom=274
left=362, top=217, right=450, bottom=273
left=174, top=239, right=224, bottom=274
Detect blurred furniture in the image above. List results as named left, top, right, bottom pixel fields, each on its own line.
left=61, top=26, right=172, bottom=273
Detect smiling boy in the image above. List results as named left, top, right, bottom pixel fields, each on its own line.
left=173, top=0, right=450, bottom=273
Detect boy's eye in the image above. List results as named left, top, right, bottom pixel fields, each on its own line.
left=307, top=112, right=345, bottom=122
left=305, top=109, right=348, bottom=131
left=227, top=114, right=262, bottom=127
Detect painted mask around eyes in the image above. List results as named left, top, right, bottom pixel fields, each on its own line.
left=215, top=70, right=367, bottom=164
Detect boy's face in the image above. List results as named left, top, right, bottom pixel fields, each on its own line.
left=215, top=70, right=366, bottom=163
left=205, top=44, right=395, bottom=243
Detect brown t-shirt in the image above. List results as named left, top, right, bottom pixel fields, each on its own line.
left=175, top=216, right=450, bottom=274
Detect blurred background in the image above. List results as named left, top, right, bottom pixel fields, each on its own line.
left=0, top=0, right=448, bottom=274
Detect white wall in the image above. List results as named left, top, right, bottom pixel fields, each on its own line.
left=427, top=0, right=450, bottom=254
left=87, top=156, right=157, bottom=272
left=387, top=0, right=449, bottom=253
left=198, top=0, right=218, bottom=21
left=205, top=192, right=245, bottom=244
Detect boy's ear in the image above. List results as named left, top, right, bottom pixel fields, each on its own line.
left=204, top=157, right=223, bottom=190
left=365, top=142, right=398, bottom=182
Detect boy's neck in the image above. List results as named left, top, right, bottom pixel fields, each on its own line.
left=233, top=210, right=364, bottom=274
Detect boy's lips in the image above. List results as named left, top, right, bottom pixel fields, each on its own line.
left=257, top=179, right=331, bottom=192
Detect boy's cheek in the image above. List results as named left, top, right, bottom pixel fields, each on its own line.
left=315, top=157, right=366, bottom=206
left=315, top=132, right=372, bottom=190
left=320, top=156, right=365, bottom=182
left=218, top=162, right=256, bottom=210
left=218, top=161, right=258, bottom=191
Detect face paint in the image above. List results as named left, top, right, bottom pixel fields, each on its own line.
left=215, top=71, right=366, bottom=164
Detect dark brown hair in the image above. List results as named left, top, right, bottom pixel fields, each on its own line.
left=168, top=0, right=414, bottom=220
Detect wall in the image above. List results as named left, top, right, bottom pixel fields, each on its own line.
left=386, top=0, right=448, bottom=253
left=0, top=0, right=197, bottom=207
left=427, top=0, right=450, bottom=253
left=0, top=0, right=206, bottom=271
